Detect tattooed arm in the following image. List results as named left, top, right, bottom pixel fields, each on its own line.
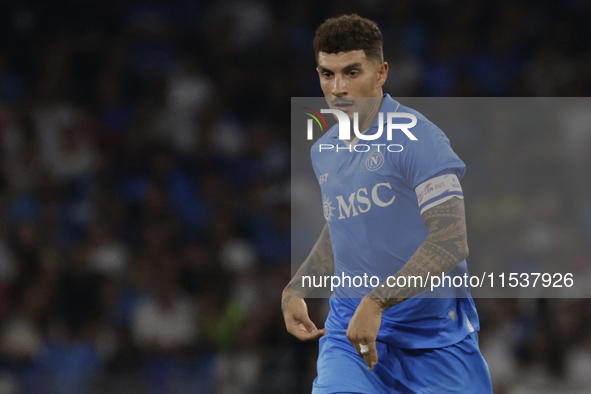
left=346, top=196, right=469, bottom=370
left=283, top=223, right=334, bottom=302
left=282, top=223, right=334, bottom=340
left=367, top=196, right=469, bottom=309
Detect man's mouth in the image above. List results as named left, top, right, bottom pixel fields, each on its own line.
left=332, top=100, right=355, bottom=110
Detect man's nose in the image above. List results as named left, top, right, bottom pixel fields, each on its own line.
left=331, top=75, right=347, bottom=96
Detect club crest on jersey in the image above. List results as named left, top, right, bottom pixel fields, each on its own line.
left=323, top=194, right=336, bottom=222
left=366, top=151, right=384, bottom=171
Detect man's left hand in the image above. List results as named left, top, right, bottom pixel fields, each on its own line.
left=346, top=297, right=383, bottom=371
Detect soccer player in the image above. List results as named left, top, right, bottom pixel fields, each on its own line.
left=282, top=15, right=493, bottom=393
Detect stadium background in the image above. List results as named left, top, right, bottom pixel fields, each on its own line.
left=0, top=0, right=590, bottom=393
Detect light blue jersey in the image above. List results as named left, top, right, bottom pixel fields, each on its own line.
left=310, top=95, right=479, bottom=349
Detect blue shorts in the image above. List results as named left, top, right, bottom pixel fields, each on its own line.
left=312, top=332, right=492, bottom=394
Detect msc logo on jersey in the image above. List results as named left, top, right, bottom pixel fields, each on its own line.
left=366, top=151, right=384, bottom=171
left=324, top=182, right=396, bottom=222
left=323, top=194, right=336, bottom=221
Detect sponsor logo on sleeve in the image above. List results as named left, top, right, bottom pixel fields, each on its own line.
left=415, top=174, right=464, bottom=214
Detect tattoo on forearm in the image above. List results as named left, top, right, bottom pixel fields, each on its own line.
left=368, top=197, right=469, bottom=311
left=283, top=223, right=335, bottom=303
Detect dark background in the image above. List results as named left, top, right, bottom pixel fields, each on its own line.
left=0, top=0, right=590, bottom=393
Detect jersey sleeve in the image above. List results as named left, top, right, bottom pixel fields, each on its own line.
left=415, top=173, right=464, bottom=215
left=399, top=123, right=466, bottom=190
left=396, top=119, right=466, bottom=215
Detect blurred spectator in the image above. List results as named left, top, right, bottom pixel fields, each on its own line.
left=130, top=260, right=198, bottom=352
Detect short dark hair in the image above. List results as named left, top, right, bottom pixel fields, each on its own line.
left=313, top=14, right=383, bottom=63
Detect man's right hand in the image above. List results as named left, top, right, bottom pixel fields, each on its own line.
left=282, top=295, right=326, bottom=341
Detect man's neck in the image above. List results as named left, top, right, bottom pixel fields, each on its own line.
left=346, top=96, right=384, bottom=142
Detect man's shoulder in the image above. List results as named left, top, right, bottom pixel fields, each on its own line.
left=387, top=99, right=454, bottom=150
left=394, top=101, right=440, bottom=134
left=310, top=125, right=339, bottom=157
left=316, top=123, right=339, bottom=141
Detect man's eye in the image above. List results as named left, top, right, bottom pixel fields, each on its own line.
left=349, top=71, right=359, bottom=77
left=323, top=72, right=332, bottom=78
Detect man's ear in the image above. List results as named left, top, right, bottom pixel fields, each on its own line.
left=377, top=62, right=389, bottom=87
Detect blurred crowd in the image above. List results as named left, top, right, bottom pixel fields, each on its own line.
left=0, top=0, right=589, bottom=393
